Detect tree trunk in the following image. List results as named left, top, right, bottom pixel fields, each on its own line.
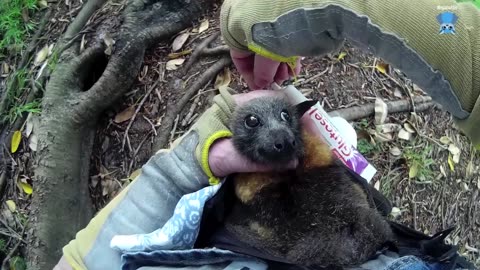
left=29, top=0, right=213, bottom=268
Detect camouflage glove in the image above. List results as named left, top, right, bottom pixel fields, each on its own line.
left=57, top=87, right=293, bottom=270
left=220, top=0, right=480, bottom=148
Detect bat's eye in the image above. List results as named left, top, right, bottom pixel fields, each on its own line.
left=245, top=114, right=260, bottom=128
left=280, top=110, right=290, bottom=122
left=448, top=25, right=453, bottom=30
left=442, top=25, right=446, bottom=30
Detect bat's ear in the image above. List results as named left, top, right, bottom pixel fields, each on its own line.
left=452, top=14, right=459, bottom=24
left=295, top=100, right=318, bottom=118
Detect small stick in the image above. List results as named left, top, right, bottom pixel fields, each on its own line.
left=122, top=80, right=159, bottom=150
left=1, top=220, right=27, bottom=270
left=294, top=67, right=328, bottom=87
left=127, top=132, right=151, bottom=176
left=182, top=96, right=199, bottom=127
left=169, top=115, right=180, bottom=145
left=142, top=115, right=157, bottom=136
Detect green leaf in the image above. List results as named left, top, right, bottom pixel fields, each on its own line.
left=337, top=52, right=347, bottom=61
left=11, top=130, right=21, bottom=153
left=408, top=163, right=418, bottom=179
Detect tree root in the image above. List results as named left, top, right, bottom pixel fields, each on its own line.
left=183, top=32, right=221, bottom=74
left=154, top=56, right=232, bottom=150
left=329, top=96, right=433, bottom=121
left=30, top=0, right=213, bottom=269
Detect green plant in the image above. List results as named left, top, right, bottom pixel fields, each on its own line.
left=5, top=99, right=42, bottom=123
left=10, top=256, right=27, bottom=270
left=0, top=238, right=6, bottom=253
left=403, top=145, right=435, bottom=182
left=357, top=138, right=380, bottom=155
left=0, top=0, right=38, bottom=53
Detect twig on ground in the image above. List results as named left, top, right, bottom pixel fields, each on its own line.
left=1, top=220, right=27, bottom=270
left=183, top=32, right=221, bottom=74
left=142, top=115, right=157, bottom=136
left=122, top=80, right=159, bottom=150
left=293, top=67, right=329, bottom=87
left=154, top=56, right=232, bottom=151
left=329, top=96, right=433, bottom=121
left=169, top=115, right=180, bottom=145
left=182, top=96, right=200, bottom=127
left=127, top=132, right=151, bottom=176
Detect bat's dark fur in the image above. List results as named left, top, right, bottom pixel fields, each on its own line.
left=226, top=96, right=393, bottom=269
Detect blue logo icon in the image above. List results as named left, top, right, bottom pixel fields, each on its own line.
left=436, top=11, right=459, bottom=34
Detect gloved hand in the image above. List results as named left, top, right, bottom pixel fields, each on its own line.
left=231, top=49, right=302, bottom=90
left=220, top=0, right=480, bottom=147
left=57, top=87, right=294, bottom=270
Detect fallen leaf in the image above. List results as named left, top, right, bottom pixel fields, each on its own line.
left=34, top=45, right=49, bottom=66
left=114, top=106, right=135, bottom=123
left=11, top=130, right=21, bottom=153
left=389, top=146, right=402, bottom=156
left=440, top=136, right=451, bottom=145
left=25, top=113, right=34, bottom=138
left=337, top=52, right=347, bottom=61
left=374, top=180, right=380, bottom=191
left=377, top=123, right=401, bottom=133
left=166, top=58, right=185, bottom=70
left=168, top=49, right=192, bottom=59
left=6, top=200, right=16, bottom=212
left=38, top=0, right=48, bottom=8
left=393, top=88, right=403, bottom=98
left=404, top=123, right=416, bottom=134
left=214, top=68, right=231, bottom=89
left=19, top=181, right=33, bottom=195
left=448, top=154, right=455, bottom=171
left=390, top=207, right=401, bottom=219
left=462, top=182, right=469, bottom=191
left=374, top=131, right=394, bottom=142
left=409, top=163, right=418, bottom=178
left=375, top=61, right=389, bottom=75
left=440, top=165, right=447, bottom=178
left=172, top=33, right=190, bottom=52
left=103, top=34, right=115, bottom=56
left=374, top=98, right=388, bottom=125
left=2, top=62, right=10, bottom=74
left=448, top=144, right=460, bottom=156
left=29, top=134, right=38, bottom=151
left=198, top=20, right=209, bottom=33
left=466, top=160, right=474, bottom=178
left=398, top=129, right=411, bottom=141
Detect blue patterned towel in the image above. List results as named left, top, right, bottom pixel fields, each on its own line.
left=110, top=183, right=222, bottom=252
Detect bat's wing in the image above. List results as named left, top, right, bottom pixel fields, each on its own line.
left=451, top=13, right=459, bottom=24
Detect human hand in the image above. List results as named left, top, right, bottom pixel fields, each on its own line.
left=208, top=90, right=299, bottom=177
left=231, top=49, right=302, bottom=90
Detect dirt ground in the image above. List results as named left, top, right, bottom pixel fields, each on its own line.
left=0, top=0, right=479, bottom=267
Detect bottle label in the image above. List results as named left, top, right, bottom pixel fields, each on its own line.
left=307, top=106, right=371, bottom=178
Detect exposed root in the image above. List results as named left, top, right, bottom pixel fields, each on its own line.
left=329, top=96, right=433, bottom=121
left=154, top=56, right=232, bottom=150
left=183, top=32, right=221, bottom=74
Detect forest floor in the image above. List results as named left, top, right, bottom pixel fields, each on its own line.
left=0, top=0, right=479, bottom=268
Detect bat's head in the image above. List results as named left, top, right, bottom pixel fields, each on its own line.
left=439, top=23, right=456, bottom=34
left=231, top=96, right=313, bottom=167
left=437, top=12, right=458, bottom=34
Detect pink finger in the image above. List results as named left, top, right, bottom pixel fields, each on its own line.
left=253, top=54, right=281, bottom=89
left=288, top=58, right=302, bottom=76
left=274, top=63, right=289, bottom=84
